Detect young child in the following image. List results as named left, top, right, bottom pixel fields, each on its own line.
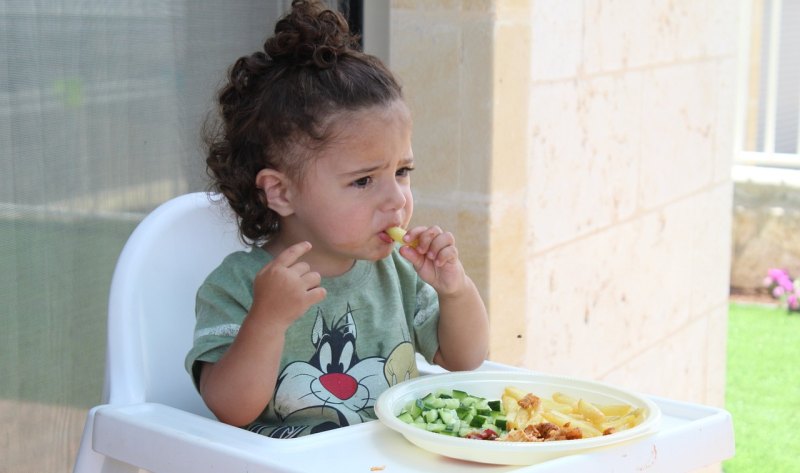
left=185, top=0, right=489, bottom=439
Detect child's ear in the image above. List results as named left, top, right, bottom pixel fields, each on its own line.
left=255, top=168, right=294, bottom=216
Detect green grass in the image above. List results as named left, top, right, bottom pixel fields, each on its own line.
left=724, top=303, right=800, bottom=473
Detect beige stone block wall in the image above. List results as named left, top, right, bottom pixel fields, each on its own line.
left=390, top=0, right=737, bottom=418
left=390, top=1, right=496, bottom=315
left=731, top=172, right=800, bottom=291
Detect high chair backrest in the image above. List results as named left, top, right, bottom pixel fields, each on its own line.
left=104, top=192, right=247, bottom=417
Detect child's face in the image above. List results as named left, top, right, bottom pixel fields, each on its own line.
left=284, top=100, right=415, bottom=268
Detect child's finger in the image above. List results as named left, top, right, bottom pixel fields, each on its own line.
left=273, top=241, right=313, bottom=268
left=399, top=244, right=425, bottom=271
left=424, top=230, right=456, bottom=260
left=408, top=225, right=442, bottom=253
left=403, top=226, right=426, bottom=246
left=305, top=286, right=327, bottom=305
left=301, top=269, right=322, bottom=288
left=290, top=261, right=312, bottom=276
left=432, top=244, right=458, bottom=267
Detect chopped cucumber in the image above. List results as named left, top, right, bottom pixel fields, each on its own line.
left=396, top=388, right=506, bottom=440
left=425, top=422, right=446, bottom=432
left=439, top=409, right=457, bottom=425
left=423, top=409, right=439, bottom=423
left=456, top=406, right=472, bottom=419
left=469, top=414, right=487, bottom=428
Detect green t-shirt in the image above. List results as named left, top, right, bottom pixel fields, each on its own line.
left=185, top=247, right=440, bottom=438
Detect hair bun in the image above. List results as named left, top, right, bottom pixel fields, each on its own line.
left=265, top=0, right=359, bottom=69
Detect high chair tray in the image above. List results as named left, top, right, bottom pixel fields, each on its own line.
left=89, top=361, right=734, bottom=472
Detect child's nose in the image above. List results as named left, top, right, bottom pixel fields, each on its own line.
left=383, top=181, right=407, bottom=210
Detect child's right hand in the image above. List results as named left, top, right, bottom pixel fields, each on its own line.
left=199, top=241, right=324, bottom=426
left=249, top=241, right=326, bottom=329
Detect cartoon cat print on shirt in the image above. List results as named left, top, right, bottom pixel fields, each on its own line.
left=256, top=304, right=416, bottom=439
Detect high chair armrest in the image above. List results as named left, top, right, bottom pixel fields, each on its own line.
left=91, top=403, right=306, bottom=473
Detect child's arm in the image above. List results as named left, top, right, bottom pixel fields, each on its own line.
left=398, top=226, right=489, bottom=371
left=198, top=242, right=326, bottom=427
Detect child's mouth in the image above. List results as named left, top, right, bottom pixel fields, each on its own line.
left=385, top=227, right=418, bottom=247
left=378, top=231, right=394, bottom=244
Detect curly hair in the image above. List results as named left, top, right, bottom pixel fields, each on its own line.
left=204, top=0, right=403, bottom=244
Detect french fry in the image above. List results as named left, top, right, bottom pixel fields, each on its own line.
left=577, top=399, right=606, bottom=424
left=541, top=409, right=574, bottom=427
left=552, top=392, right=578, bottom=407
left=568, top=419, right=603, bottom=438
left=528, top=412, right=544, bottom=425
left=543, top=411, right=603, bottom=438
left=502, top=394, right=519, bottom=417
left=513, top=406, right=531, bottom=428
left=504, top=386, right=529, bottom=401
left=601, top=413, right=637, bottom=432
left=598, top=404, right=634, bottom=417
left=541, top=398, right=574, bottom=414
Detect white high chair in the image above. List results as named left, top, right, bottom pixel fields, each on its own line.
left=73, top=192, right=255, bottom=473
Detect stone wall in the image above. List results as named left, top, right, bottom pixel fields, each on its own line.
left=731, top=166, right=800, bottom=292
left=390, top=0, right=738, bottom=419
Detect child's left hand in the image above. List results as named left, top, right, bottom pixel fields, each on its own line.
left=398, top=225, right=466, bottom=296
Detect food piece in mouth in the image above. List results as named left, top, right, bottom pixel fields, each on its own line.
left=386, top=226, right=418, bottom=248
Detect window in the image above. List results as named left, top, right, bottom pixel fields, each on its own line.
left=0, top=1, right=287, bottom=470
left=737, top=0, right=800, bottom=168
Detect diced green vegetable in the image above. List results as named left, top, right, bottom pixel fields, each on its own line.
left=426, top=422, right=446, bottom=432
left=495, top=417, right=508, bottom=430
left=396, top=388, right=508, bottom=440
left=423, top=409, right=439, bottom=423
left=469, top=414, right=487, bottom=428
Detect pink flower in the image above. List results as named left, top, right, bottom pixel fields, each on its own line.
left=778, top=277, right=794, bottom=292
left=764, top=268, right=800, bottom=312
left=766, top=268, right=795, bottom=291
left=768, top=268, right=788, bottom=280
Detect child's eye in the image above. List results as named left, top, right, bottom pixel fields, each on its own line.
left=396, top=166, right=415, bottom=178
left=352, top=176, right=372, bottom=188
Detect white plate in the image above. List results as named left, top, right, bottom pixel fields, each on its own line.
left=374, top=371, right=661, bottom=465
